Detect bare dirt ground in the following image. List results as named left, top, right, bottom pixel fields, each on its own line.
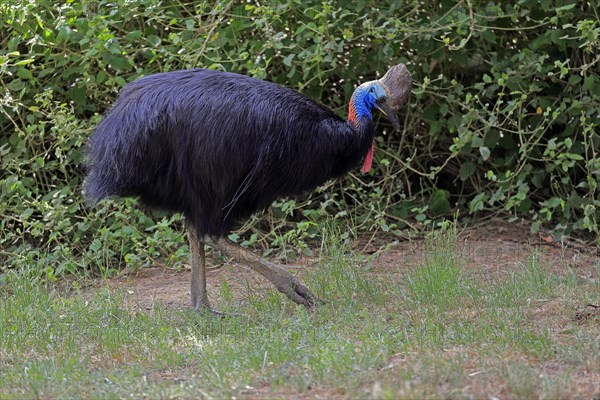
left=97, top=219, right=598, bottom=312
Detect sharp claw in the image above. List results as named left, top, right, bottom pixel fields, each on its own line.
left=288, top=280, right=324, bottom=308
left=195, top=305, right=235, bottom=318
left=291, top=283, right=324, bottom=307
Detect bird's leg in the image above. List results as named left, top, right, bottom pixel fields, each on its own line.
left=209, top=238, right=323, bottom=308
left=188, top=227, right=225, bottom=316
left=188, top=227, right=210, bottom=310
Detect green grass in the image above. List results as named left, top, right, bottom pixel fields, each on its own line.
left=1, top=229, right=598, bottom=399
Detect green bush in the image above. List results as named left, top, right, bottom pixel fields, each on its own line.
left=1, top=0, right=598, bottom=274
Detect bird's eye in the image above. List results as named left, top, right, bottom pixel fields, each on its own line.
left=369, top=87, right=375, bottom=93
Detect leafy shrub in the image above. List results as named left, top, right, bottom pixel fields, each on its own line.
left=1, top=0, right=598, bottom=274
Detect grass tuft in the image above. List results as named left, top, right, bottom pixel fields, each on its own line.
left=404, top=226, right=479, bottom=308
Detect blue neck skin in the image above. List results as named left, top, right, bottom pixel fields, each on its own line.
left=352, top=87, right=376, bottom=120
left=349, top=80, right=388, bottom=124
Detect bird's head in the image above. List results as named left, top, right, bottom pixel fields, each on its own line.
left=349, top=63, right=412, bottom=173
left=349, top=63, right=412, bottom=132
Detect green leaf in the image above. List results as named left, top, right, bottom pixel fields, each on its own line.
left=185, top=19, right=195, bottom=30
left=567, top=153, right=584, bottom=160
left=428, top=189, right=451, bottom=215
left=471, top=136, right=484, bottom=148
left=469, top=193, right=486, bottom=212
left=484, top=130, right=500, bottom=148
left=568, top=75, right=581, bottom=86
left=68, top=87, right=86, bottom=106
left=459, top=162, right=476, bottom=181
left=147, top=35, right=161, bottom=47
left=125, top=30, right=143, bottom=41
left=90, top=239, right=102, bottom=252
left=7, top=79, right=25, bottom=91
left=480, top=29, right=496, bottom=43
left=14, top=58, right=35, bottom=66
left=16, top=68, right=33, bottom=80
left=547, top=197, right=562, bottom=208
left=282, top=53, right=295, bottom=67
left=479, top=146, right=491, bottom=161
left=106, top=53, right=131, bottom=71
left=19, top=208, right=34, bottom=220
left=439, top=102, right=449, bottom=116
left=583, top=75, right=596, bottom=91
left=96, top=71, right=106, bottom=84
left=555, top=3, right=576, bottom=12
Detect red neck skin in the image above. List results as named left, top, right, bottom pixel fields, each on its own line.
left=348, top=93, right=359, bottom=128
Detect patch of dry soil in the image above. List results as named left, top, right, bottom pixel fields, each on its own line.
left=92, top=219, right=599, bottom=312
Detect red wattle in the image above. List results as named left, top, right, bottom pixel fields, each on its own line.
left=361, top=141, right=374, bottom=173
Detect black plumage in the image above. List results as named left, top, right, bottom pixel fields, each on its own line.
left=84, top=65, right=410, bottom=312
left=85, top=69, right=374, bottom=238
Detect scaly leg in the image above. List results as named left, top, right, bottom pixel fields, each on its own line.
left=188, top=226, right=225, bottom=316
left=209, top=238, right=323, bottom=308
left=188, top=226, right=210, bottom=310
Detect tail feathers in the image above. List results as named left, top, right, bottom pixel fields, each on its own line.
left=82, top=170, right=120, bottom=206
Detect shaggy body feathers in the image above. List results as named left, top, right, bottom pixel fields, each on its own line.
left=85, top=69, right=375, bottom=237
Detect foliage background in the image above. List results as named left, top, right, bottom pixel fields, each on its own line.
left=1, top=0, right=598, bottom=275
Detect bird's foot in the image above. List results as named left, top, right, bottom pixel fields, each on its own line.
left=209, top=238, right=324, bottom=309
left=270, top=270, right=324, bottom=308
left=194, top=305, right=234, bottom=319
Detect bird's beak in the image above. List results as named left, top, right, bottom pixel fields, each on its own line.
left=375, top=100, right=401, bottom=132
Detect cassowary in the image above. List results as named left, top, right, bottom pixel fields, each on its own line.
left=84, top=64, right=411, bottom=314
